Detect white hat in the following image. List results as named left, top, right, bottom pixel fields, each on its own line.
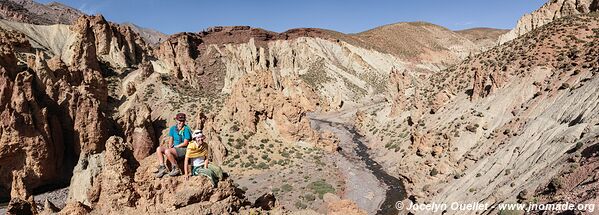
left=192, top=130, right=204, bottom=139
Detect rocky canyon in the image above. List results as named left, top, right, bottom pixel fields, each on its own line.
left=0, top=0, right=598, bottom=214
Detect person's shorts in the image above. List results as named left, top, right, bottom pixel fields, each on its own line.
left=175, top=148, right=186, bottom=158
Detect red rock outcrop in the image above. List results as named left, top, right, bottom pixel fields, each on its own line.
left=62, top=136, right=251, bottom=214
left=95, top=137, right=137, bottom=211
left=326, top=199, right=367, bottom=215
left=69, top=16, right=101, bottom=71
left=316, top=131, right=340, bottom=152
left=0, top=31, right=110, bottom=201
left=191, top=111, right=228, bottom=164
left=58, top=202, right=91, bottom=215
left=156, top=33, right=201, bottom=80
left=70, top=15, right=150, bottom=70
left=470, top=67, right=506, bottom=100
left=119, top=98, right=157, bottom=161
left=0, top=67, right=67, bottom=200
left=387, top=67, right=412, bottom=116
left=220, top=70, right=320, bottom=142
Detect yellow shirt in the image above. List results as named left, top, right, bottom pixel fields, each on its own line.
left=185, top=140, right=208, bottom=158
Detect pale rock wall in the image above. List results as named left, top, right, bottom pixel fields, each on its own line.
left=498, top=0, right=599, bottom=44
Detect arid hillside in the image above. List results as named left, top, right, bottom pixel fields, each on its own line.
left=456, top=27, right=509, bottom=50
left=0, top=0, right=82, bottom=25
left=356, top=22, right=486, bottom=67
left=1, top=0, right=597, bottom=214
left=357, top=12, right=599, bottom=214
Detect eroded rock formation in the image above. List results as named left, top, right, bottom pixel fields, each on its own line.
left=70, top=15, right=149, bottom=70
left=61, top=136, right=251, bottom=214
left=387, top=67, right=414, bottom=116
left=220, top=70, right=320, bottom=143
left=498, top=0, right=599, bottom=44
left=119, top=97, right=156, bottom=161
left=0, top=25, right=110, bottom=201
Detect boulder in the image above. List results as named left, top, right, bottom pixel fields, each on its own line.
left=326, top=199, right=367, bottom=215
left=6, top=197, right=36, bottom=215
left=317, top=131, right=340, bottom=152
left=254, top=192, right=277, bottom=210
left=66, top=153, right=103, bottom=206
left=95, top=136, right=137, bottom=210
left=58, top=202, right=91, bottom=215
left=119, top=99, right=156, bottom=161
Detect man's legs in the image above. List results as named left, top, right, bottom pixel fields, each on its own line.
left=155, top=146, right=169, bottom=177
left=165, top=148, right=178, bottom=167
left=156, top=146, right=166, bottom=165
left=166, top=148, right=182, bottom=176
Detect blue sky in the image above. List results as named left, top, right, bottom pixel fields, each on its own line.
left=37, top=0, right=547, bottom=35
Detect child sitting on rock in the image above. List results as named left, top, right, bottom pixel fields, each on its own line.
left=184, top=130, right=218, bottom=187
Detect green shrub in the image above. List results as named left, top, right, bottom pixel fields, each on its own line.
left=281, top=184, right=293, bottom=192
left=465, top=125, right=477, bottom=132
left=294, top=201, right=308, bottom=209
left=559, top=83, right=570, bottom=90
left=257, top=162, right=268, bottom=169
left=309, top=180, right=335, bottom=199
left=303, top=193, right=316, bottom=202
left=549, top=177, right=562, bottom=191
left=272, top=187, right=280, bottom=193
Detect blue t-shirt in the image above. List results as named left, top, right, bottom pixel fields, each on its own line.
left=168, top=125, right=191, bottom=147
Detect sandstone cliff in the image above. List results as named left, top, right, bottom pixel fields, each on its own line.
left=0, top=13, right=155, bottom=205
left=0, top=31, right=109, bottom=201
left=70, top=15, right=150, bottom=70
left=498, top=0, right=599, bottom=44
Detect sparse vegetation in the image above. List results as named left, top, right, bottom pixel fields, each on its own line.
left=294, top=201, right=308, bottom=209
left=281, top=184, right=293, bottom=192
left=309, top=179, right=335, bottom=199
left=548, top=177, right=563, bottom=192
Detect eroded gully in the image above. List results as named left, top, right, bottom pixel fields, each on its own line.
left=309, top=115, right=406, bottom=215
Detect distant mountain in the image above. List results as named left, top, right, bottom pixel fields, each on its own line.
left=0, top=0, right=167, bottom=46
left=0, top=0, right=83, bottom=24
left=122, top=22, right=167, bottom=45
left=455, top=27, right=508, bottom=50
left=354, top=22, right=503, bottom=67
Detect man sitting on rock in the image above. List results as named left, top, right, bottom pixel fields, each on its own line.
left=155, top=112, right=192, bottom=178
